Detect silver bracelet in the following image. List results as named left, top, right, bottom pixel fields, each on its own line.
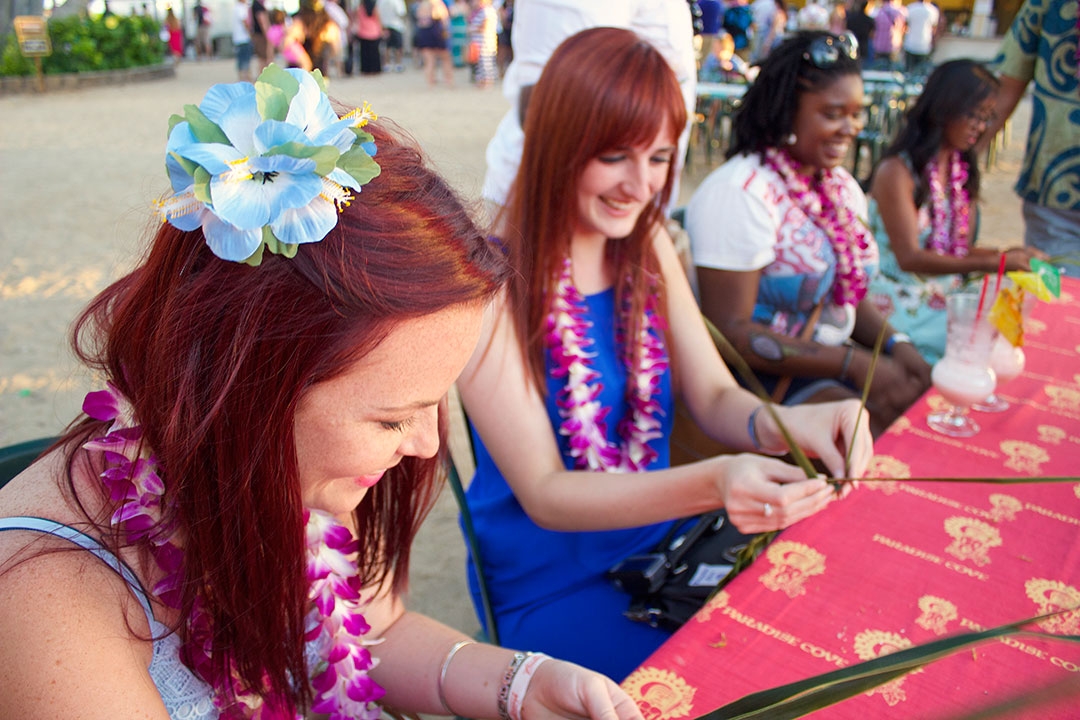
left=438, top=640, right=474, bottom=716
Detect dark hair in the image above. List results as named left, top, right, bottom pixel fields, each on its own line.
left=502, top=26, right=687, bottom=391
left=882, top=59, right=998, bottom=205
left=728, top=31, right=861, bottom=159
left=64, top=119, right=510, bottom=712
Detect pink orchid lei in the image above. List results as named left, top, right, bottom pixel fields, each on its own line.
left=81, top=383, right=385, bottom=719
left=545, top=258, right=668, bottom=472
left=764, top=147, right=872, bottom=307
left=925, top=150, right=971, bottom=257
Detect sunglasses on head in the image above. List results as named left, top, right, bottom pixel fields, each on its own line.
left=803, top=34, right=859, bottom=68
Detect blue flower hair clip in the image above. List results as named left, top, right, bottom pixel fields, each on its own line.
left=156, top=64, right=380, bottom=265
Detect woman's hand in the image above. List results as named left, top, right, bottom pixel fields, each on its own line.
left=1002, top=246, right=1047, bottom=271
left=714, top=454, right=837, bottom=534
left=768, top=400, right=874, bottom=480
left=523, top=660, right=644, bottom=720
left=890, top=341, right=932, bottom=389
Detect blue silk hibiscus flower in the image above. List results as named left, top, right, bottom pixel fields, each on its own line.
left=157, top=65, right=380, bottom=263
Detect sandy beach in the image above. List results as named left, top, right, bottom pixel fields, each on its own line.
left=0, top=57, right=1028, bottom=637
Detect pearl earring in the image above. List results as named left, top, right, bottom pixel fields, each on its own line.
left=785, top=133, right=797, bottom=145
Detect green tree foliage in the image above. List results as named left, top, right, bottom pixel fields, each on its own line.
left=1, top=13, right=165, bottom=75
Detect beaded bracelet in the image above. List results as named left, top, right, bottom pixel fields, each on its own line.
left=506, top=653, right=552, bottom=720
left=437, top=639, right=475, bottom=716
left=496, top=652, right=528, bottom=720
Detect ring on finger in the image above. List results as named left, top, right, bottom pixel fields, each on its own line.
left=763, top=502, right=773, bottom=518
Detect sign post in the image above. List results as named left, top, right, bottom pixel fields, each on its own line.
left=13, top=16, right=52, bottom=93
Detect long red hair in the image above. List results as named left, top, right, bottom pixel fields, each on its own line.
left=63, top=119, right=510, bottom=712
left=500, top=26, right=688, bottom=390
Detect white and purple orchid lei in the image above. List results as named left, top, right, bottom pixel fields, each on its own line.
left=765, top=147, right=872, bottom=307
left=82, top=383, right=385, bottom=719
left=925, top=150, right=971, bottom=258
left=545, top=258, right=668, bottom=472
left=156, top=65, right=380, bottom=265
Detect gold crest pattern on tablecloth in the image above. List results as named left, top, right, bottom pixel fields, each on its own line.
left=1000, top=440, right=1049, bottom=474
left=1036, top=424, right=1067, bottom=444
left=915, top=595, right=958, bottom=635
left=987, top=493, right=1023, bottom=522
left=866, top=455, right=910, bottom=485
left=1026, top=317, right=1047, bottom=336
left=622, top=667, right=696, bottom=720
left=1045, top=385, right=1080, bottom=414
left=759, top=541, right=826, bottom=597
left=695, top=589, right=730, bottom=623
left=1025, top=579, right=1080, bottom=635
left=853, top=630, right=917, bottom=706
left=944, top=517, right=1002, bottom=566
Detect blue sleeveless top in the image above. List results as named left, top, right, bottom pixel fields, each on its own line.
left=0, top=516, right=217, bottom=718
left=464, top=287, right=677, bottom=677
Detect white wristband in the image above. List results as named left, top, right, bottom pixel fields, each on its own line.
left=506, top=653, right=552, bottom=720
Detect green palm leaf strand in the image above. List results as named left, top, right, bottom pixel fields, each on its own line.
left=698, top=315, right=1080, bottom=719
left=701, top=315, right=816, bottom=478
left=694, top=613, right=1080, bottom=720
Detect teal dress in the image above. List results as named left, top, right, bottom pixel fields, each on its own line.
left=865, top=160, right=974, bottom=364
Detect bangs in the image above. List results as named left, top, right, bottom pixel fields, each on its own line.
left=573, top=43, right=687, bottom=156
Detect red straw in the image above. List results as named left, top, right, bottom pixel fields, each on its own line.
left=975, top=273, right=990, bottom=324
left=993, top=250, right=1007, bottom=296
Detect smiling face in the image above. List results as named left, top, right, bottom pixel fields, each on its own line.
left=788, top=74, right=865, bottom=174
left=573, top=118, right=676, bottom=243
left=293, top=303, right=484, bottom=517
left=942, top=96, right=995, bottom=153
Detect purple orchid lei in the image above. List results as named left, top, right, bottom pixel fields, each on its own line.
left=81, top=384, right=384, bottom=719
left=545, top=257, right=668, bottom=472
left=925, top=151, right=971, bottom=258
left=765, top=147, right=872, bottom=307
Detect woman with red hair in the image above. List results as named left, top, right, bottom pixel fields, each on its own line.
left=457, top=27, right=873, bottom=680
left=0, top=67, right=643, bottom=720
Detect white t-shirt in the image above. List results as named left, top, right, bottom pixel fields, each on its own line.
left=481, top=0, right=697, bottom=206
left=377, top=0, right=407, bottom=32
left=797, top=1, right=829, bottom=30
left=233, top=0, right=252, bottom=44
left=686, top=152, right=878, bottom=344
left=903, top=1, right=940, bottom=55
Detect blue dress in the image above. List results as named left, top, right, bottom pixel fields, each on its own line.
left=465, top=287, right=676, bottom=681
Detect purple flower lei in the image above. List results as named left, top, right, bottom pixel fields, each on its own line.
left=925, top=151, right=971, bottom=258
left=81, top=384, right=385, bottom=719
left=764, top=147, right=872, bottom=307
left=544, top=258, right=668, bottom=472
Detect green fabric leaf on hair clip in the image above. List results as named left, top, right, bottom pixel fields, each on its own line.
left=266, top=142, right=341, bottom=176
left=182, top=104, right=229, bottom=145
left=338, top=148, right=381, bottom=186
left=242, top=228, right=300, bottom=266
left=256, top=64, right=300, bottom=122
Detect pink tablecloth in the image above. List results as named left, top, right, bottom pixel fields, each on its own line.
left=623, top=279, right=1080, bottom=719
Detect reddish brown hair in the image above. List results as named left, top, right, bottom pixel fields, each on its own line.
left=500, top=27, right=687, bottom=390
left=64, top=119, right=510, bottom=712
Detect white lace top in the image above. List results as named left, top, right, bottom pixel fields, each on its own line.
left=0, top=517, right=218, bottom=719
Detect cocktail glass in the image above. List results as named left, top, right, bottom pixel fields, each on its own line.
left=927, top=293, right=997, bottom=437
left=972, top=335, right=1026, bottom=412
